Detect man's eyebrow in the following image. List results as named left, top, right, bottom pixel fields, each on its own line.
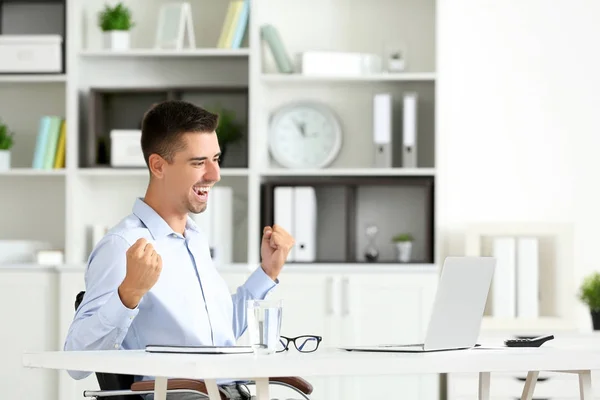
left=187, top=153, right=221, bottom=162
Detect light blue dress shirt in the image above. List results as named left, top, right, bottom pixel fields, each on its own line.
left=64, top=197, right=277, bottom=383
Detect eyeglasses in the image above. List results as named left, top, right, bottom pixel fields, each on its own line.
left=276, top=335, right=322, bottom=353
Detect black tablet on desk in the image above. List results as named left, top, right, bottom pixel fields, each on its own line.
left=145, top=345, right=253, bottom=354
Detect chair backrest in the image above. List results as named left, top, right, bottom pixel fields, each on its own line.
left=75, top=291, right=143, bottom=400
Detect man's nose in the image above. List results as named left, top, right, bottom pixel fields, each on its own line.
left=206, top=160, right=221, bottom=182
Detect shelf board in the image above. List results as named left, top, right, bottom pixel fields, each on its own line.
left=0, top=168, right=66, bottom=176
left=0, top=74, right=67, bottom=83
left=261, top=72, right=436, bottom=83
left=260, top=168, right=435, bottom=177
left=79, top=48, right=250, bottom=58
left=78, top=167, right=249, bottom=177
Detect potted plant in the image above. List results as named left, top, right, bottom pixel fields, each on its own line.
left=0, top=120, right=14, bottom=171
left=578, top=272, right=600, bottom=330
left=213, top=107, right=244, bottom=165
left=98, top=2, right=134, bottom=51
left=392, top=233, right=413, bottom=263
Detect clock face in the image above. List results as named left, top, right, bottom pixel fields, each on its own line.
left=268, top=103, right=342, bottom=169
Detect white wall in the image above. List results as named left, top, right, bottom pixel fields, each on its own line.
left=437, top=0, right=600, bottom=330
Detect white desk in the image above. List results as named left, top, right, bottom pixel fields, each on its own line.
left=23, top=346, right=600, bottom=400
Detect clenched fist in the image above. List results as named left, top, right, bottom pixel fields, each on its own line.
left=260, top=224, right=294, bottom=281
left=118, top=238, right=162, bottom=309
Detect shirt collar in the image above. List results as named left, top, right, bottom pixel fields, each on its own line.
left=132, top=197, right=200, bottom=239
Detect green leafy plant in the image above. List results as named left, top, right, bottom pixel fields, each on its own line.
left=98, top=2, right=134, bottom=31
left=579, top=272, right=600, bottom=312
left=392, top=233, right=413, bottom=242
left=0, top=120, right=14, bottom=150
left=215, top=107, right=244, bottom=146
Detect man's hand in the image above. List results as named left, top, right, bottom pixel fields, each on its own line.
left=118, top=238, right=162, bottom=309
left=260, top=224, right=295, bottom=281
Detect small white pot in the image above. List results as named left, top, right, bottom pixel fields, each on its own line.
left=103, top=30, right=130, bottom=51
left=395, top=241, right=412, bottom=263
left=0, top=150, right=10, bottom=171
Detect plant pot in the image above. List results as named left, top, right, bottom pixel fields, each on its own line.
left=591, top=310, right=600, bottom=330
left=0, top=150, right=10, bottom=171
left=395, top=241, right=412, bottom=263
left=103, top=30, right=130, bottom=51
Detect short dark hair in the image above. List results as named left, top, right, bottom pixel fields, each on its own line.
left=140, top=100, right=219, bottom=167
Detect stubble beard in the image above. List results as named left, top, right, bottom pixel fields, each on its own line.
left=188, top=199, right=207, bottom=214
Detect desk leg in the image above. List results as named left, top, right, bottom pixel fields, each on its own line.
left=154, top=376, right=167, bottom=400
left=254, top=377, right=270, bottom=400
left=478, top=372, right=490, bottom=400
left=205, top=379, right=221, bottom=400
left=520, top=371, right=539, bottom=400
left=550, top=369, right=594, bottom=399
left=579, top=370, right=593, bottom=400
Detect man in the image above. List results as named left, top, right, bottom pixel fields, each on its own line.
left=64, top=100, right=294, bottom=400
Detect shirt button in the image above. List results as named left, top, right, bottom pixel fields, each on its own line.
left=114, top=344, right=119, bottom=349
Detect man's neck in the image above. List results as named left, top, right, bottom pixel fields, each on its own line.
left=143, top=184, right=187, bottom=235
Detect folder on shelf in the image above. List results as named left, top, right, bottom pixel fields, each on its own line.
left=274, top=187, right=295, bottom=261
left=33, top=116, right=64, bottom=169
left=516, top=237, right=539, bottom=318
left=273, top=186, right=317, bottom=262
left=32, top=116, right=51, bottom=169
left=191, top=187, right=233, bottom=266
left=492, top=237, right=517, bottom=318
left=373, top=93, right=393, bottom=168
left=260, top=24, right=294, bottom=73
left=42, top=117, right=62, bottom=169
left=53, top=120, right=66, bottom=169
left=217, top=0, right=248, bottom=49
left=293, top=186, right=317, bottom=262
left=230, top=0, right=249, bottom=49
left=402, top=93, right=418, bottom=168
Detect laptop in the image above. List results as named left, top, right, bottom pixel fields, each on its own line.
left=340, top=256, right=496, bottom=353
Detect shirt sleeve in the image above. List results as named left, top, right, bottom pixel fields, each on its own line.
left=63, top=234, right=139, bottom=380
left=231, top=265, right=278, bottom=339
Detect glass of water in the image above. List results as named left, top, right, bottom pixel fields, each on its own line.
left=247, top=299, right=282, bottom=355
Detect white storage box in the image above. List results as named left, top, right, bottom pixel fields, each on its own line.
left=297, top=51, right=382, bottom=76
left=0, top=35, right=62, bottom=73
left=0, top=240, right=53, bottom=264
left=110, top=129, right=145, bottom=167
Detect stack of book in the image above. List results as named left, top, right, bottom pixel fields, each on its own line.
left=32, top=115, right=66, bottom=170
left=217, top=0, right=249, bottom=48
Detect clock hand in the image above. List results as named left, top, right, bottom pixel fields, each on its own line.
left=299, top=122, right=306, bottom=137
left=292, top=119, right=305, bottom=137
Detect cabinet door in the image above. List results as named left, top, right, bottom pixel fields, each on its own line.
left=340, top=272, right=439, bottom=400
left=266, top=271, right=342, bottom=400
left=0, top=270, right=59, bottom=400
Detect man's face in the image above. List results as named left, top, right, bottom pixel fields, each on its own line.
left=161, top=131, right=221, bottom=214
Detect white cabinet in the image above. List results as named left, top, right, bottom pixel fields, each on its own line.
left=340, top=273, right=439, bottom=400
left=446, top=332, right=600, bottom=400
left=0, top=268, right=58, bottom=400
left=267, top=269, right=440, bottom=400
left=1, top=266, right=440, bottom=400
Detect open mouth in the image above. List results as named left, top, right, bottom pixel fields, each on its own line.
left=193, top=185, right=210, bottom=201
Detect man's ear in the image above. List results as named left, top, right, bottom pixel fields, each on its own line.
left=148, top=154, right=166, bottom=178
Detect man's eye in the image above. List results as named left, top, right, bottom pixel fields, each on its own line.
left=193, top=162, right=204, bottom=166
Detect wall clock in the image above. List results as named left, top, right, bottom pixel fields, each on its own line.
left=268, top=102, right=343, bottom=169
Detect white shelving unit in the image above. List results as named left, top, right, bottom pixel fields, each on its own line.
left=0, top=1, right=442, bottom=399
left=0, top=0, right=440, bottom=269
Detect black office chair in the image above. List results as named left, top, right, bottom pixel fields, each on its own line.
left=74, top=291, right=313, bottom=400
